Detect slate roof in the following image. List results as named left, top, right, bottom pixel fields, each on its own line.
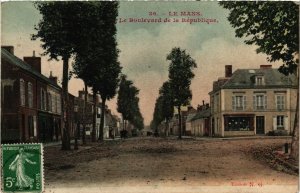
left=1, top=48, right=61, bottom=90
left=191, top=108, right=211, bottom=121
left=213, top=68, right=297, bottom=92
left=186, top=113, right=197, bottom=122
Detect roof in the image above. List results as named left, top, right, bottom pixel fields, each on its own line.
left=191, top=108, right=211, bottom=121
left=186, top=113, right=197, bottom=122
left=212, top=68, right=297, bottom=92
left=1, top=48, right=61, bottom=90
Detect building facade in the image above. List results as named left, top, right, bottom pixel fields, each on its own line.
left=190, top=103, right=210, bottom=137
left=1, top=46, right=64, bottom=143
left=210, top=65, right=297, bottom=137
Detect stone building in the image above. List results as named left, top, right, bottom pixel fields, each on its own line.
left=209, top=65, right=297, bottom=137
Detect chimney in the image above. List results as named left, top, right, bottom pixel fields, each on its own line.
left=24, top=51, right=41, bottom=73
left=49, top=71, right=58, bottom=84
left=260, top=65, right=272, bottom=69
left=225, top=65, right=232, bottom=78
left=2, top=46, right=14, bottom=54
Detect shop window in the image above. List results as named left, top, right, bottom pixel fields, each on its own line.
left=224, top=116, right=253, bottom=131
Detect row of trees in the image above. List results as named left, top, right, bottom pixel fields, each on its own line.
left=151, top=48, right=197, bottom=139
left=33, top=2, right=143, bottom=150
left=117, top=75, right=144, bottom=131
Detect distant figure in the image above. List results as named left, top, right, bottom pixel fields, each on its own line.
left=9, top=148, right=36, bottom=189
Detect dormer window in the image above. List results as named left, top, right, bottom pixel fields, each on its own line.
left=256, top=76, right=264, bottom=85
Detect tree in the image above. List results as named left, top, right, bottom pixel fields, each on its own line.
left=151, top=81, right=174, bottom=136
left=72, top=1, right=121, bottom=142
left=152, top=96, right=164, bottom=132
left=159, top=81, right=174, bottom=136
left=167, top=47, right=197, bottom=139
left=32, top=2, right=84, bottom=150
left=117, top=75, right=143, bottom=133
left=219, top=1, right=299, bottom=160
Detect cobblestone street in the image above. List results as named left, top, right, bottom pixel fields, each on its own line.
left=44, top=137, right=298, bottom=193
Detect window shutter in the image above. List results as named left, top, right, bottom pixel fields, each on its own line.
left=243, top=96, right=246, bottom=110
left=275, top=95, right=278, bottom=110
left=232, top=96, right=235, bottom=111
left=273, top=117, right=277, bottom=130
left=264, top=95, right=267, bottom=110
left=33, top=116, right=37, bottom=137
left=283, top=95, right=285, bottom=110
left=284, top=116, right=289, bottom=130
left=253, top=95, right=256, bottom=110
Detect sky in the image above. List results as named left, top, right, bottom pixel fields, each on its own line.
left=1, top=1, right=282, bottom=125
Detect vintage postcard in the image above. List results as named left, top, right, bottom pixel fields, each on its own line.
left=1, top=1, right=299, bottom=193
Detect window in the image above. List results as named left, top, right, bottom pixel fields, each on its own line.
left=253, top=95, right=267, bottom=110
left=57, top=95, right=61, bottom=114
left=52, top=94, right=56, bottom=113
left=232, top=95, right=246, bottom=110
left=277, top=115, right=284, bottom=129
left=224, top=116, right=254, bottom=131
left=40, top=88, right=47, bottom=110
left=20, top=79, right=25, bottom=106
left=28, top=82, right=33, bottom=108
left=276, top=95, right=285, bottom=110
left=256, top=76, right=264, bottom=85
left=47, top=92, right=52, bottom=111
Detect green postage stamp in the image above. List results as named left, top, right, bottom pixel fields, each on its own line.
left=2, top=143, right=44, bottom=192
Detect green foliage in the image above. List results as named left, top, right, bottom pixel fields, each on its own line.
left=159, top=81, right=174, bottom=121
left=32, top=2, right=82, bottom=59
left=151, top=81, right=174, bottom=130
left=72, top=1, right=121, bottom=100
left=117, top=75, right=144, bottom=130
left=219, top=1, right=299, bottom=75
left=167, top=47, right=197, bottom=107
left=152, top=96, right=164, bottom=130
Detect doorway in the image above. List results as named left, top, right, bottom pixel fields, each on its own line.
left=256, top=116, right=265, bottom=134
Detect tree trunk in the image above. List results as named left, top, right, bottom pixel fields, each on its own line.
left=61, top=57, right=71, bottom=150
left=91, top=88, right=97, bottom=142
left=290, top=65, right=299, bottom=161
left=165, top=119, right=168, bottom=137
left=178, top=106, right=182, bottom=139
left=99, top=97, right=106, bottom=141
left=82, top=83, right=87, bottom=145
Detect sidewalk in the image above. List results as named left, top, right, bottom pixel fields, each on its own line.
left=166, top=135, right=292, bottom=141
left=44, top=137, right=122, bottom=147
left=44, top=139, right=76, bottom=147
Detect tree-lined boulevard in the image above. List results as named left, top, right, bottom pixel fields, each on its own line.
left=1, top=1, right=299, bottom=193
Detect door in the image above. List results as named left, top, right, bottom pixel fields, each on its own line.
left=256, top=116, right=265, bottom=134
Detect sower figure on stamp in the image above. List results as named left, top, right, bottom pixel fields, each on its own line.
left=9, top=148, right=36, bottom=189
